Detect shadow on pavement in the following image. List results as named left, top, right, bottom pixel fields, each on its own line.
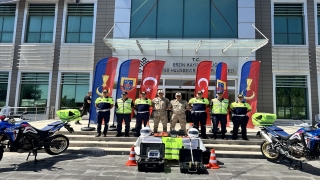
left=0, top=148, right=106, bottom=173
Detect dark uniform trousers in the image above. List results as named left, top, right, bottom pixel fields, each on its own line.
left=232, top=115, right=249, bottom=139
left=135, top=112, right=149, bottom=136
left=116, top=114, right=131, bottom=134
left=192, top=112, right=207, bottom=138
left=97, top=111, right=110, bottom=134
left=212, top=114, right=227, bottom=134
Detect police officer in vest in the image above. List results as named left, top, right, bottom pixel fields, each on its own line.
left=230, top=94, right=252, bottom=140
left=95, top=89, right=114, bottom=137
left=115, top=92, right=134, bottom=137
left=210, top=90, right=229, bottom=140
left=134, top=91, right=152, bottom=137
left=188, top=91, right=209, bottom=139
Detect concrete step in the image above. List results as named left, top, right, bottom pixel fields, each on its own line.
left=34, top=147, right=263, bottom=158
left=68, top=141, right=260, bottom=152
left=65, top=135, right=264, bottom=145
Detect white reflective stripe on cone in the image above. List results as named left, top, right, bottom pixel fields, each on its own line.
left=129, top=157, right=136, bottom=160
left=209, top=160, right=217, bottom=163
left=210, top=154, right=216, bottom=157
left=130, top=151, right=135, bottom=154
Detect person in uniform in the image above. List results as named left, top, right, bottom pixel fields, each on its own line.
left=115, top=92, right=134, bottom=137
left=134, top=91, right=152, bottom=137
left=230, top=94, right=252, bottom=140
left=168, top=92, right=189, bottom=134
left=210, top=90, right=229, bottom=140
left=188, top=91, right=209, bottom=139
left=152, top=90, right=170, bottom=133
left=95, top=89, right=114, bottom=137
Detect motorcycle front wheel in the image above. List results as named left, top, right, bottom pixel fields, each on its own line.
left=0, top=148, right=3, bottom=161
left=44, top=134, right=69, bottom=155
left=260, top=140, right=280, bottom=162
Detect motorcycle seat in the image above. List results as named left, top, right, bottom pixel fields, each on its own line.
left=275, top=132, right=292, bottom=140
left=41, top=121, right=64, bottom=131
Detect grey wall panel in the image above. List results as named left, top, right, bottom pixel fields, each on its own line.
left=94, top=0, right=115, bottom=68
left=307, top=1, right=319, bottom=123
left=50, top=0, right=64, bottom=111
left=9, top=0, right=26, bottom=106
left=255, top=0, right=273, bottom=112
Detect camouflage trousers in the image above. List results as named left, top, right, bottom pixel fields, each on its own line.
left=153, top=110, right=168, bottom=132
left=170, top=113, right=187, bottom=133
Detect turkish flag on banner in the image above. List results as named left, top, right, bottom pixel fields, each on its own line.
left=194, top=61, right=212, bottom=97
left=140, top=60, right=166, bottom=100
left=194, top=60, right=212, bottom=126
left=239, top=60, right=261, bottom=128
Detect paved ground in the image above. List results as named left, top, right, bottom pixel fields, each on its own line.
left=0, top=152, right=319, bottom=180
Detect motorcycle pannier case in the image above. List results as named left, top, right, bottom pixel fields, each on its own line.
left=179, top=148, right=206, bottom=174
left=137, top=143, right=165, bottom=172
left=252, top=113, right=277, bottom=126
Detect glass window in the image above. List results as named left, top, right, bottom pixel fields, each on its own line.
left=274, top=4, right=304, bottom=45
left=65, top=4, right=94, bottom=43
left=60, top=73, right=90, bottom=109
left=0, top=72, right=9, bottom=107
left=317, top=4, right=320, bottom=45
left=275, top=76, right=308, bottom=119
left=25, top=4, right=55, bottom=43
left=19, top=73, right=49, bottom=114
left=130, top=0, right=238, bottom=38
left=0, top=4, right=16, bottom=43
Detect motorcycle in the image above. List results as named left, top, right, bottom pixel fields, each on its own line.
left=0, top=110, right=74, bottom=161
left=257, top=115, right=320, bottom=169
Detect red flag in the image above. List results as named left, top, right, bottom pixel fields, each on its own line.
left=104, top=57, right=119, bottom=97
left=195, top=60, right=212, bottom=125
left=239, top=60, right=261, bottom=128
left=140, top=60, right=166, bottom=99
left=194, top=60, right=212, bottom=97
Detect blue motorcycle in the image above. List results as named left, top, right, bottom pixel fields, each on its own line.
left=256, top=114, right=320, bottom=166
left=0, top=109, right=74, bottom=161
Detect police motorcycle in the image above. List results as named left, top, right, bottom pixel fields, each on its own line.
left=0, top=108, right=75, bottom=161
left=255, top=113, right=320, bottom=168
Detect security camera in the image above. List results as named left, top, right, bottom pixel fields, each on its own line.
left=245, top=57, right=249, bottom=60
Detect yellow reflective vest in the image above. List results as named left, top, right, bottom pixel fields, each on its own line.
left=162, top=137, right=183, bottom=160
left=211, top=98, right=229, bottom=114
left=116, top=98, right=133, bottom=114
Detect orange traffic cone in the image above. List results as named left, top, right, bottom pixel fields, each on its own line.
left=125, top=146, right=137, bottom=166
left=206, top=148, right=220, bottom=169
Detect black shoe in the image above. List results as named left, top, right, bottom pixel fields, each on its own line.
left=125, top=134, right=129, bottom=137
left=115, top=133, right=122, bottom=137
left=95, top=133, right=101, bottom=137
left=202, top=136, right=209, bottom=139
left=134, top=134, right=139, bottom=137
left=242, top=137, right=249, bottom=140
left=103, top=134, right=107, bottom=137
left=213, top=134, right=217, bottom=140
left=75, top=121, right=82, bottom=125
left=221, top=134, right=228, bottom=140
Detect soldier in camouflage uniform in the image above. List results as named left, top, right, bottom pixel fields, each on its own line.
left=168, top=92, right=189, bottom=134
left=152, top=90, right=170, bottom=133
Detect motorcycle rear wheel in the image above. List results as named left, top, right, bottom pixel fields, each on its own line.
left=260, top=140, right=280, bottom=162
left=44, top=134, right=69, bottom=155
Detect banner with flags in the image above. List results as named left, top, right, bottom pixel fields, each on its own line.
left=140, top=60, right=166, bottom=100
left=89, top=57, right=119, bottom=124
left=195, top=60, right=212, bottom=125
left=194, top=60, right=212, bottom=98
left=113, top=59, right=140, bottom=124
left=216, top=62, right=230, bottom=127
left=239, top=60, right=261, bottom=128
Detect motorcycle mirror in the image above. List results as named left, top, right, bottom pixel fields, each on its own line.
left=22, top=111, right=28, bottom=115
